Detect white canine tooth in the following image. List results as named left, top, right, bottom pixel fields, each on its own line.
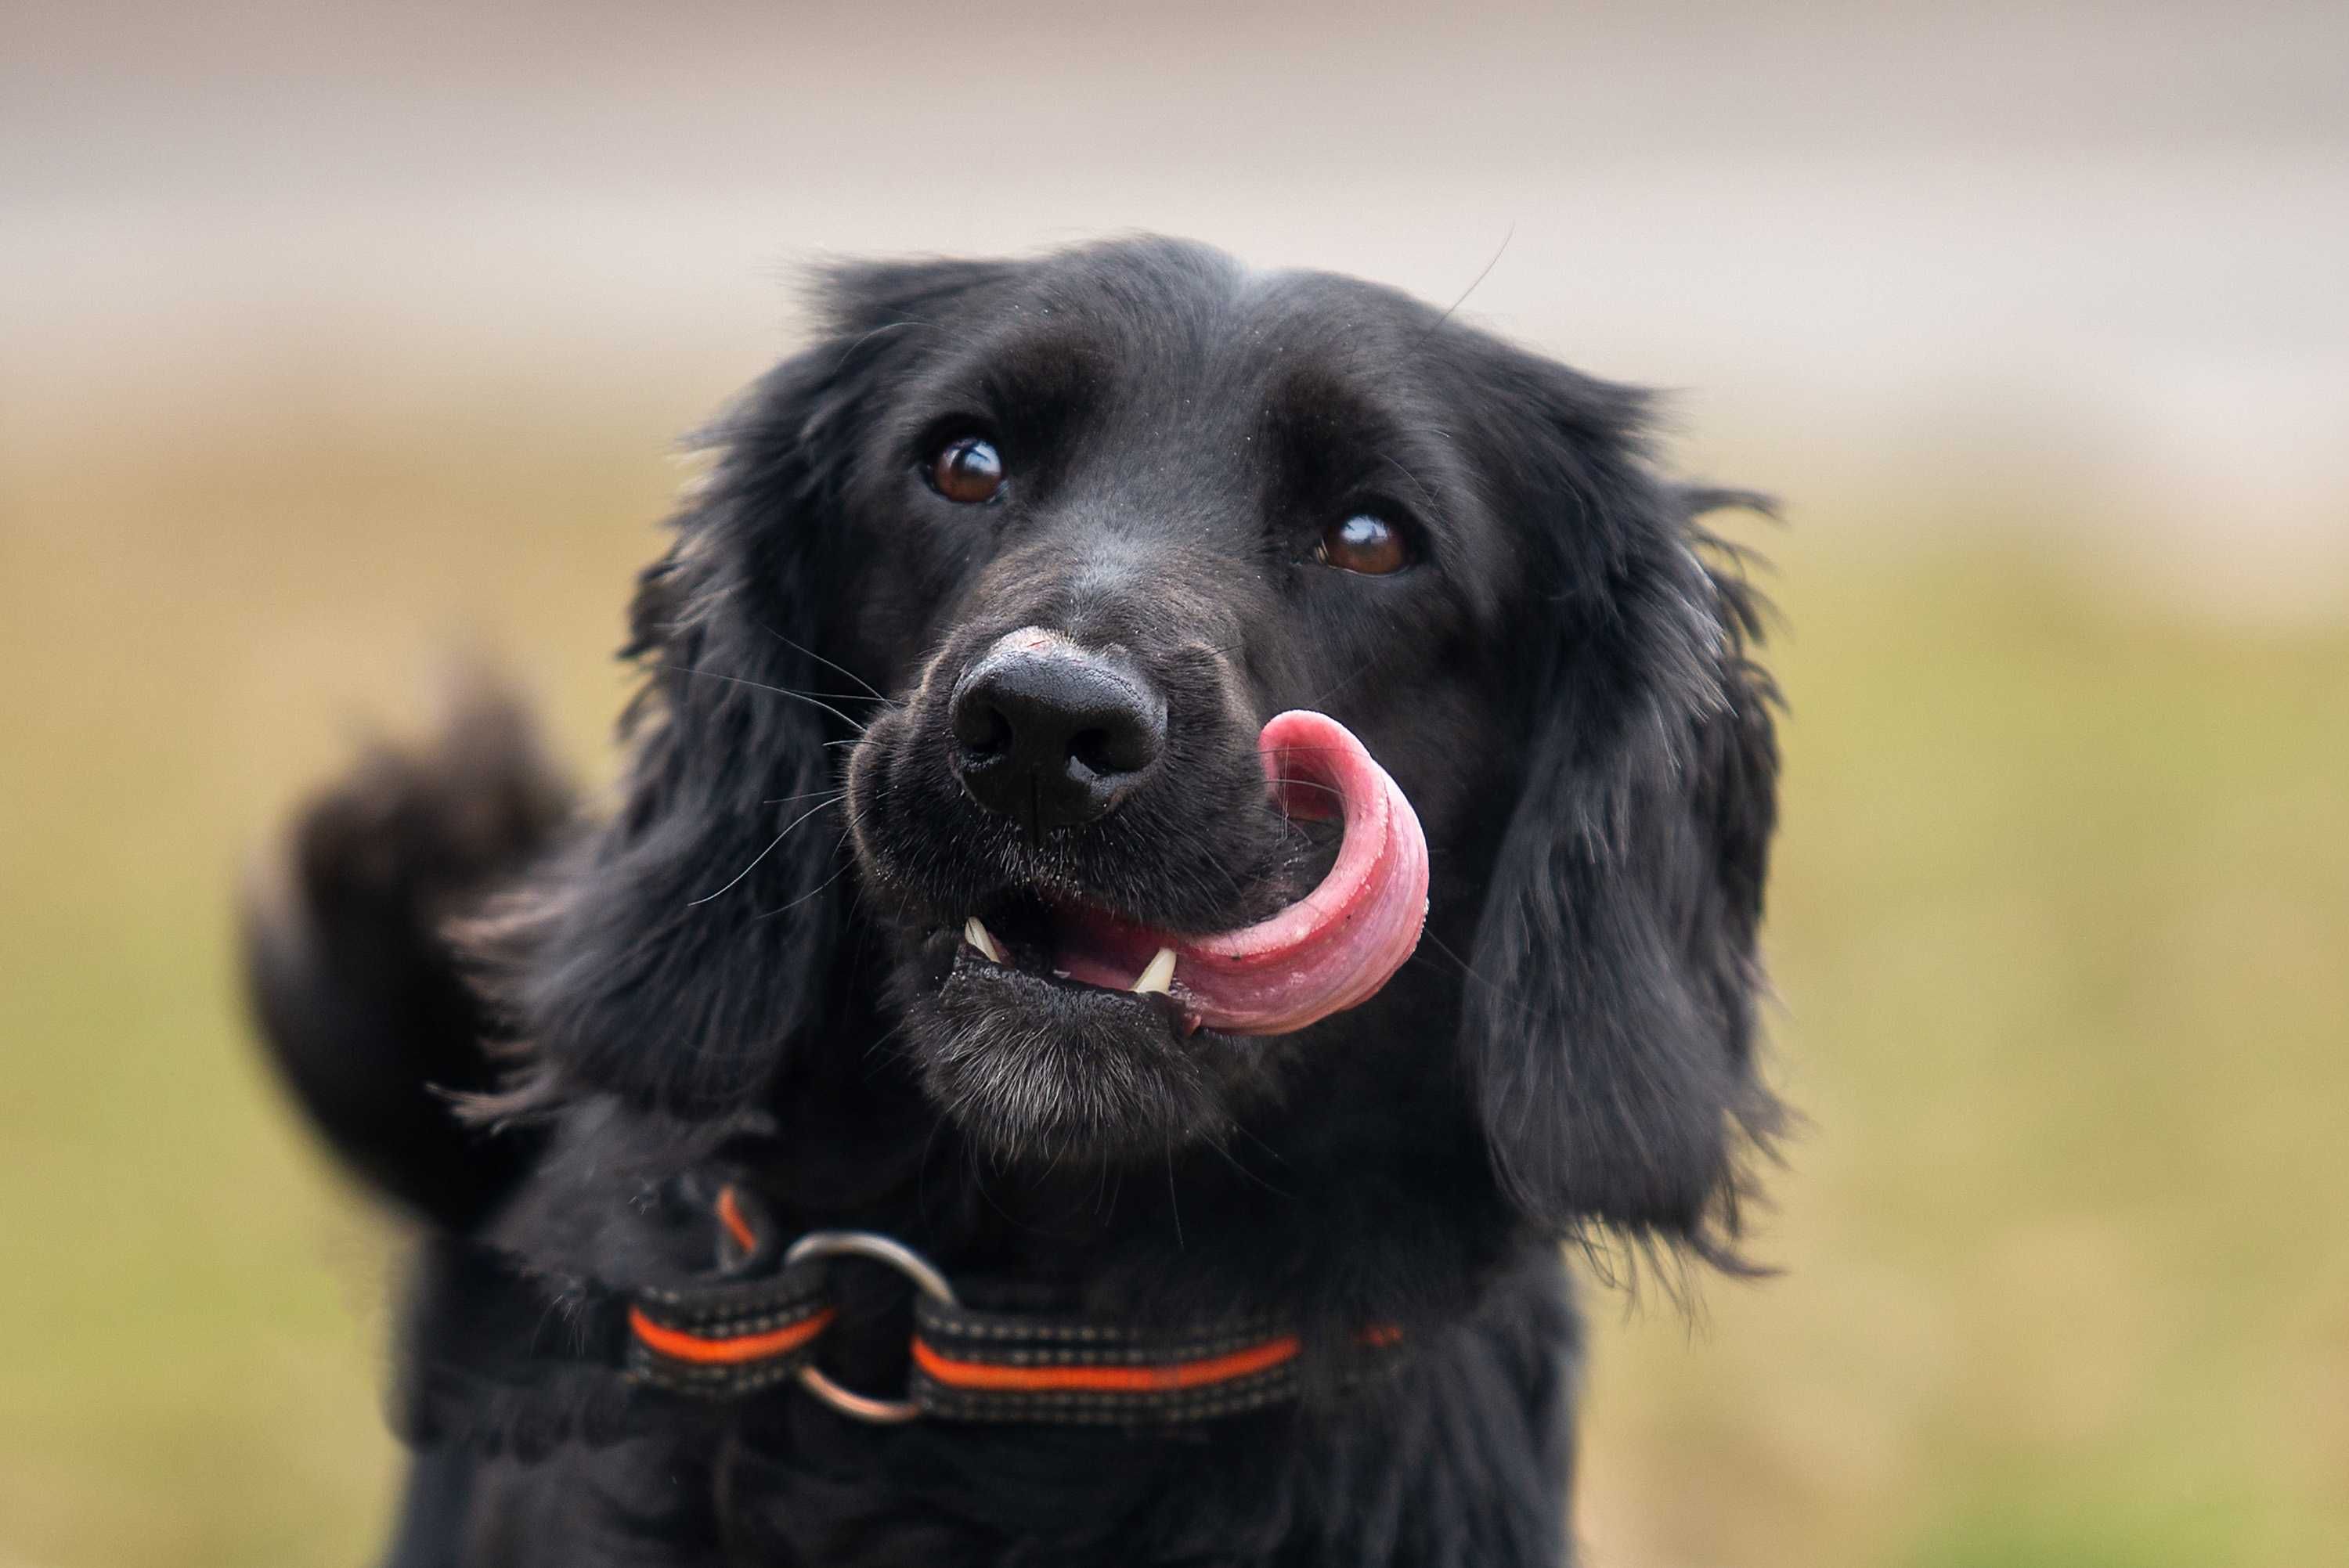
left=1131, top=946, right=1178, bottom=996
left=964, top=916, right=1004, bottom=964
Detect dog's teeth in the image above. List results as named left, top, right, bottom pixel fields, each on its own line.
left=1130, top=947, right=1178, bottom=996
left=964, top=916, right=1004, bottom=964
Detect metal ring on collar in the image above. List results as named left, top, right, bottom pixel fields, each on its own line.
left=781, top=1230, right=959, bottom=1423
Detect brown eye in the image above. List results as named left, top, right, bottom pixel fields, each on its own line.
left=1316, top=514, right=1409, bottom=575
left=929, top=435, right=1005, bottom=504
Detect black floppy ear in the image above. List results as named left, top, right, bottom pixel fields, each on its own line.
left=1462, top=378, right=1782, bottom=1262
left=472, top=261, right=1009, bottom=1115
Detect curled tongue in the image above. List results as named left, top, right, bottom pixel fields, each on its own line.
left=1060, top=712, right=1430, bottom=1035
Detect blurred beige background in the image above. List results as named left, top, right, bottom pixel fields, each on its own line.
left=3, top=4, right=2344, bottom=1566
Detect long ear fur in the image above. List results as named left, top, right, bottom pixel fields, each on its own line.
left=468, top=260, right=1009, bottom=1116
left=1463, top=364, right=1783, bottom=1266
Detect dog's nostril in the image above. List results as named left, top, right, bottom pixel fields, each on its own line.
left=1070, top=712, right=1160, bottom=778
left=1067, top=726, right=1113, bottom=778
left=954, top=700, right=1013, bottom=760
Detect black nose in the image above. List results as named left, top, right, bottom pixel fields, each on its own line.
left=949, top=633, right=1167, bottom=833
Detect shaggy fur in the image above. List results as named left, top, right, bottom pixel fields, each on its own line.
left=245, top=236, right=1783, bottom=1567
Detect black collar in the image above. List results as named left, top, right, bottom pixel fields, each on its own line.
left=589, top=1178, right=1406, bottom=1426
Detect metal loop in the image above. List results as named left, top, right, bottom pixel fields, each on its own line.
left=781, top=1230, right=958, bottom=1423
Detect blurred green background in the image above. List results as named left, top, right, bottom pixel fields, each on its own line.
left=5, top=5, right=2345, bottom=1566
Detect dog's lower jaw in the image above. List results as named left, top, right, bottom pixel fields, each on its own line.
left=903, top=947, right=1273, bottom=1165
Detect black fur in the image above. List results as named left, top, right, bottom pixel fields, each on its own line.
left=243, top=684, right=570, bottom=1229
left=246, top=236, right=1782, bottom=1566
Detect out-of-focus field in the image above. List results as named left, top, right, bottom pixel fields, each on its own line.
left=1, top=395, right=2343, bottom=1568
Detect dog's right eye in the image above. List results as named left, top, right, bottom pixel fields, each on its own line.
left=928, top=436, right=1005, bottom=505
left=1315, top=513, right=1411, bottom=575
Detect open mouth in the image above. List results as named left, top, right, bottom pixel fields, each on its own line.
left=948, top=889, right=1205, bottom=1032
left=944, top=711, right=1430, bottom=1038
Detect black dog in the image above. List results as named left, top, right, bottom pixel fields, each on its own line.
left=245, top=236, right=1782, bottom=1566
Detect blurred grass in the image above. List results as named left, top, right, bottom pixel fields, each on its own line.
left=2, top=397, right=2343, bottom=1566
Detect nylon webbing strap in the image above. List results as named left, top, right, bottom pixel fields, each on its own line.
left=611, top=1183, right=1404, bottom=1421
left=909, top=1300, right=1315, bottom=1424
left=622, top=1262, right=835, bottom=1396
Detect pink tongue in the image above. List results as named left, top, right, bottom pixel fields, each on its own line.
left=1060, top=711, right=1430, bottom=1035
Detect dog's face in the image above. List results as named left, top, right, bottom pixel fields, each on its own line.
left=828, top=251, right=1525, bottom=1160
left=506, top=239, right=1778, bottom=1253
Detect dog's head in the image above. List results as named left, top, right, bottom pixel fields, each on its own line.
left=493, top=238, right=1779, bottom=1254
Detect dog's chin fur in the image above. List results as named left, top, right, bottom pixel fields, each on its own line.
left=907, top=951, right=1270, bottom=1163
left=244, top=235, right=1785, bottom=1568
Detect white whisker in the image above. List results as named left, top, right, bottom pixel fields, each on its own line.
left=685, top=796, right=843, bottom=907
left=659, top=663, right=872, bottom=734
left=756, top=621, right=895, bottom=705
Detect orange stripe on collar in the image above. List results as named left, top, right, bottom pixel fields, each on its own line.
left=911, top=1332, right=1303, bottom=1394
left=715, top=1184, right=761, bottom=1254
left=627, top=1304, right=835, bottom=1366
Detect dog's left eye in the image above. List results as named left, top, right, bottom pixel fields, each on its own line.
left=928, top=435, right=1005, bottom=504
left=1315, top=514, right=1410, bottom=575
